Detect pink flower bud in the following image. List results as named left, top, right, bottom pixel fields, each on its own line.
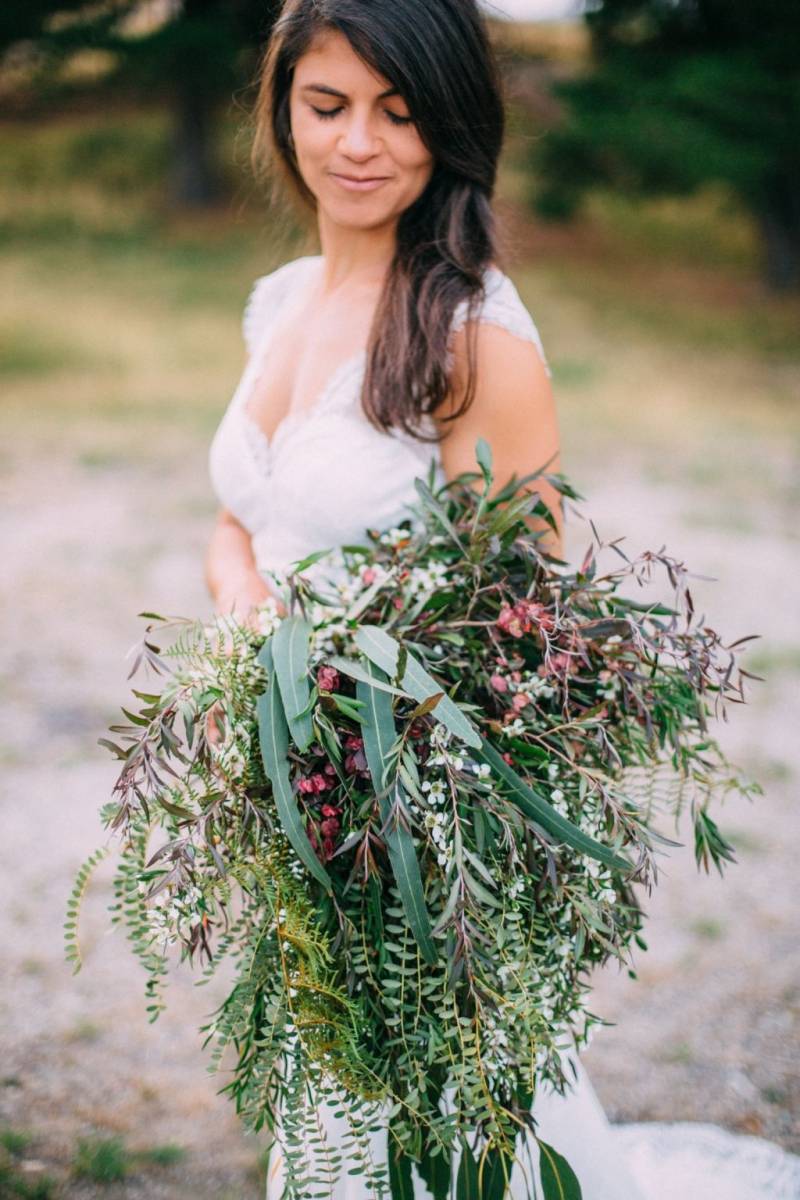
left=317, top=665, right=340, bottom=692
left=490, top=673, right=508, bottom=693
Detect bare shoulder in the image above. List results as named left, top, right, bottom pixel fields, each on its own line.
left=434, top=299, right=560, bottom=522
left=436, top=316, right=553, bottom=429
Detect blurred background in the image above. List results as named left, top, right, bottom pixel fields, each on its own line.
left=1, top=0, right=798, bottom=1195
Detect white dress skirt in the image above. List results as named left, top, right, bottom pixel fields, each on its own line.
left=262, top=1050, right=800, bottom=1200
left=208, top=255, right=800, bottom=1200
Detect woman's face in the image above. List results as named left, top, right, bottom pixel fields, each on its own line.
left=288, top=28, right=435, bottom=232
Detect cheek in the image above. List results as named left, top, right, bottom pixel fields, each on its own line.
left=394, top=135, right=434, bottom=182
left=292, top=113, right=331, bottom=162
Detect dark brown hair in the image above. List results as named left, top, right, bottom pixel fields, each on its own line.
left=250, top=0, right=506, bottom=442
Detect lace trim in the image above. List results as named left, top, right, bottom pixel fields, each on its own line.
left=242, top=257, right=314, bottom=358
left=239, top=353, right=367, bottom=476
left=450, top=268, right=552, bottom=379
left=242, top=274, right=272, bottom=357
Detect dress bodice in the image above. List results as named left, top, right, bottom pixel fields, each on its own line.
left=208, top=255, right=551, bottom=598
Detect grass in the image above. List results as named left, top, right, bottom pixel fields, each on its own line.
left=0, top=1129, right=56, bottom=1199
left=689, top=917, right=726, bottom=942
left=72, top=1134, right=186, bottom=1182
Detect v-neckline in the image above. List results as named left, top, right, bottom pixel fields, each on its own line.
left=239, top=255, right=369, bottom=462
left=240, top=348, right=367, bottom=461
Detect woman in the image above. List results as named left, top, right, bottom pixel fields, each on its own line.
left=205, top=2, right=800, bottom=1197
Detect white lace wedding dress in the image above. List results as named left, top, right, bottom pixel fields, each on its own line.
left=209, top=255, right=800, bottom=1200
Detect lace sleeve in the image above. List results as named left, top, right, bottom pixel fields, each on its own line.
left=241, top=256, right=314, bottom=358
left=450, top=267, right=552, bottom=379
left=242, top=274, right=274, bottom=358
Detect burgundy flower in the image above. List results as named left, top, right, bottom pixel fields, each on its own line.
left=317, top=665, right=340, bottom=693
left=345, top=750, right=368, bottom=774
left=343, top=733, right=369, bottom=776
left=298, top=772, right=331, bottom=795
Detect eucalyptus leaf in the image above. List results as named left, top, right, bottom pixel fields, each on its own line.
left=388, top=1136, right=415, bottom=1200
left=256, top=642, right=332, bottom=893
left=413, top=477, right=465, bottom=550
left=289, top=547, right=334, bottom=573
left=354, top=625, right=481, bottom=750
left=538, top=1139, right=583, bottom=1200
left=479, top=1144, right=515, bottom=1200
left=324, top=654, right=407, bottom=697
left=271, top=616, right=314, bottom=752
left=474, top=436, right=493, bottom=481
left=456, top=1140, right=479, bottom=1200
left=417, top=1144, right=451, bottom=1200
left=357, top=663, right=437, bottom=964
left=476, top=738, right=633, bottom=873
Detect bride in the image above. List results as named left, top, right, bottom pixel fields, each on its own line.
left=204, top=1, right=800, bottom=1197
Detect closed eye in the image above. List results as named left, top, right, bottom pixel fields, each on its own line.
left=310, top=105, right=413, bottom=127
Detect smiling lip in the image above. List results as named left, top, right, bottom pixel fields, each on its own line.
left=330, top=173, right=390, bottom=192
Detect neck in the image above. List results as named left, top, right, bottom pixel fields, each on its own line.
left=316, top=213, right=396, bottom=293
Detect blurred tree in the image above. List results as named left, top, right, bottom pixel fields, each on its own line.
left=530, top=0, right=800, bottom=290
left=1, top=0, right=280, bottom=207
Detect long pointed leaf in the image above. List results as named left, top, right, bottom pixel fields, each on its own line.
left=357, top=663, right=437, bottom=964
left=456, top=1140, right=479, bottom=1200
left=418, top=1145, right=452, bottom=1200
left=413, top=478, right=466, bottom=550
left=270, top=616, right=314, bottom=751
left=388, top=1137, right=415, bottom=1200
left=354, top=626, right=481, bottom=750
left=324, top=654, right=407, bottom=697
left=538, top=1139, right=583, bottom=1200
left=256, top=641, right=332, bottom=893
left=479, top=1144, right=515, bottom=1200
left=477, top=738, right=632, bottom=874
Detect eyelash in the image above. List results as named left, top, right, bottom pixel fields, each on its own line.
left=311, top=105, right=412, bottom=127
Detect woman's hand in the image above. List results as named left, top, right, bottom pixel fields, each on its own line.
left=214, top=570, right=287, bottom=631
left=206, top=574, right=287, bottom=748
left=204, top=508, right=289, bottom=746
left=206, top=570, right=288, bottom=748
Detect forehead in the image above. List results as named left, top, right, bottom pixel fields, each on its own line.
left=293, top=28, right=397, bottom=97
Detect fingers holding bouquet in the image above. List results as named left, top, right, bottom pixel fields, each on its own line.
left=207, top=571, right=287, bottom=748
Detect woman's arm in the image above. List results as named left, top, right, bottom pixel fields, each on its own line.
left=204, top=507, right=287, bottom=622
left=434, top=321, right=563, bottom=556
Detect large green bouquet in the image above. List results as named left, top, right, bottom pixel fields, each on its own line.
left=67, top=441, right=757, bottom=1200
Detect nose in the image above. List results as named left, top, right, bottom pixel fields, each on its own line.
left=338, top=111, right=381, bottom=160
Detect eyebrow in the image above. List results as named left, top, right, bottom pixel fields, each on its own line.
left=300, top=83, right=401, bottom=100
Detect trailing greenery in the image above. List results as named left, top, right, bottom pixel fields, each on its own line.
left=69, top=441, right=758, bottom=1200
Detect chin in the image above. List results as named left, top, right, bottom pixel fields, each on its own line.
left=323, top=197, right=397, bottom=226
